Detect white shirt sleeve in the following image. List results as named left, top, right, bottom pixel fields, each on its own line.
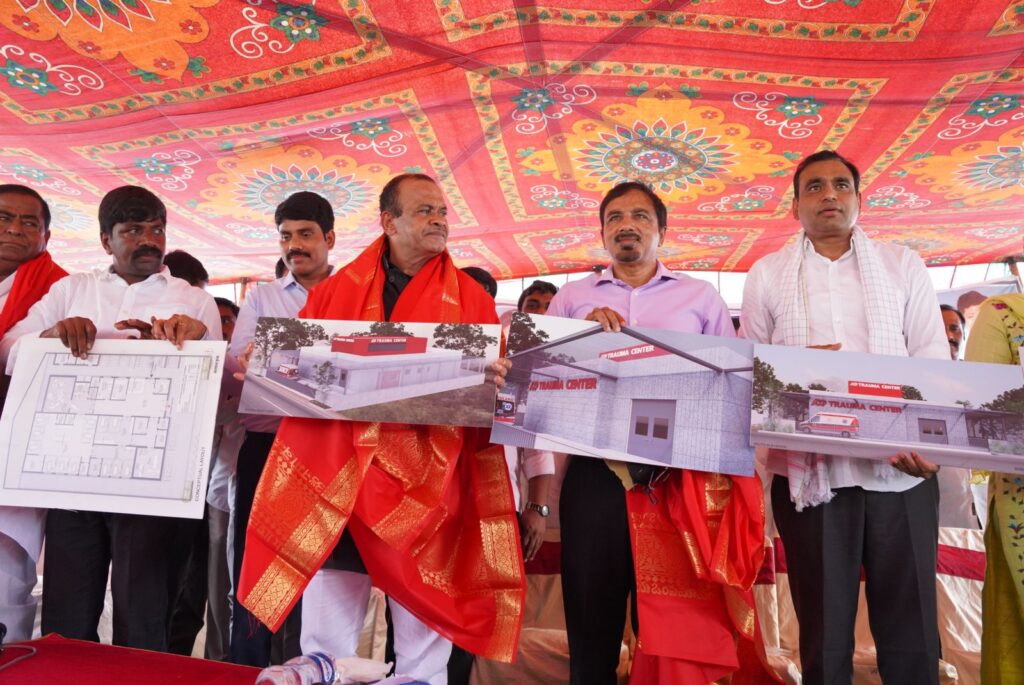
left=228, top=288, right=260, bottom=362
left=901, top=251, right=949, bottom=360
left=520, top=448, right=555, bottom=480
left=194, top=292, right=223, bottom=343
left=0, top=274, right=72, bottom=372
left=739, top=261, right=773, bottom=344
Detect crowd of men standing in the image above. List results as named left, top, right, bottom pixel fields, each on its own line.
left=0, top=147, right=1003, bottom=685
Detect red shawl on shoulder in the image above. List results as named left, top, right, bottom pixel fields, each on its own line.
left=0, top=250, right=66, bottom=335
left=238, top=236, right=525, bottom=662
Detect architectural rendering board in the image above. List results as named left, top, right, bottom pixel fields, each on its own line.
left=750, top=345, right=1024, bottom=473
left=491, top=314, right=756, bottom=477
left=239, top=318, right=501, bottom=427
left=0, top=339, right=226, bottom=518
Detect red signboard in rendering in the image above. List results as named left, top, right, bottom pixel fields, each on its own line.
left=599, top=344, right=670, bottom=363
left=848, top=381, right=904, bottom=398
left=330, top=335, right=428, bottom=356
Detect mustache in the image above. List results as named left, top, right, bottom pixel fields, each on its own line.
left=287, top=249, right=311, bottom=260
left=949, top=338, right=960, bottom=349
left=131, top=246, right=162, bottom=260
left=615, top=231, right=641, bottom=242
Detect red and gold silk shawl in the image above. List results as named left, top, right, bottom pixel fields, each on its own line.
left=238, top=235, right=525, bottom=662
left=627, top=471, right=779, bottom=684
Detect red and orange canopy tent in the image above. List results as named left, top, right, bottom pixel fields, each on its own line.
left=0, top=0, right=1021, bottom=282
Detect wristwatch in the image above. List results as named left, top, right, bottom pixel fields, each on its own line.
left=525, top=501, right=549, bottom=517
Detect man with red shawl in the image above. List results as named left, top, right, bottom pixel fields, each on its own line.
left=238, top=174, right=525, bottom=682
left=547, top=181, right=776, bottom=684
left=0, top=184, right=67, bottom=641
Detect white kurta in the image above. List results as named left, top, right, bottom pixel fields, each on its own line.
left=0, top=272, right=46, bottom=640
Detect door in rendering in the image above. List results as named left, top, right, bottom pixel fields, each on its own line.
left=378, top=369, right=401, bottom=389
left=918, top=418, right=949, bottom=444
left=627, top=399, right=676, bottom=463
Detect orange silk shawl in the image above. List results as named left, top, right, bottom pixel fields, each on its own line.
left=627, top=471, right=779, bottom=684
left=237, top=236, right=525, bottom=662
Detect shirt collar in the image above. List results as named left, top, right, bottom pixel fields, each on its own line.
left=278, top=265, right=333, bottom=292
left=381, top=248, right=412, bottom=285
left=101, top=264, right=172, bottom=285
left=596, top=261, right=681, bottom=287
left=801, top=233, right=856, bottom=263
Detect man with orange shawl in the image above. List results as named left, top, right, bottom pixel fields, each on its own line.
left=238, top=174, right=525, bottom=683
left=0, top=184, right=68, bottom=641
left=547, top=181, right=775, bottom=684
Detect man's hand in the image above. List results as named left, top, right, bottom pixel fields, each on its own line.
left=114, top=319, right=154, bottom=340
left=151, top=314, right=207, bottom=349
left=487, top=358, right=511, bottom=390
left=234, top=341, right=254, bottom=381
left=890, top=451, right=940, bottom=478
left=41, top=317, right=97, bottom=359
left=585, top=307, right=626, bottom=332
left=808, top=343, right=843, bottom=351
left=520, top=509, right=547, bottom=562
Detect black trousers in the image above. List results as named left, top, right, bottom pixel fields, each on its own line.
left=230, top=431, right=302, bottom=666
left=167, top=508, right=208, bottom=655
left=41, top=509, right=179, bottom=651
left=559, top=457, right=637, bottom=685
left=772, top=476, right=941, bottom=685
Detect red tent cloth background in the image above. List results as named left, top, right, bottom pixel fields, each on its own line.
left=0, top=0, right=1021, bottom=282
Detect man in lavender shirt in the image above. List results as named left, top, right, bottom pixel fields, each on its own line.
left=546, top=181, right=734, bottom=685
left=228, top=191, right=334, bottom=666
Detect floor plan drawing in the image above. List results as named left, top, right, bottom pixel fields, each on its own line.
left=0, top=339, right=226, bottom=518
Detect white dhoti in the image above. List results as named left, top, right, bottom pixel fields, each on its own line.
left=300, top=568, right=452, bottom=685
left=0, top=506, right=44, bottom=641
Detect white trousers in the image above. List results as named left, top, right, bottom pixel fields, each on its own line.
left=300, top=568, right=451, bottom=685
left=0, top=507, right=45, bottom=642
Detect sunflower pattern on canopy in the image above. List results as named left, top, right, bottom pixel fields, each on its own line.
left=0, top=0, right=1020, bottom=281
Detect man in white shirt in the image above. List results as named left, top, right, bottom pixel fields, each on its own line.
left=0, top=184, right=68, bottom=642
left=1, top=185, right=221, bottom=651
left=741, top=151, right=947, bottom=685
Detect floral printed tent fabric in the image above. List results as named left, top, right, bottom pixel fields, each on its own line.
left=0, top=0, right=1022, bottom=282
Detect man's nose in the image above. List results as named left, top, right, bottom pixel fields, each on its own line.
left=3, top=218, right=26, bottom=235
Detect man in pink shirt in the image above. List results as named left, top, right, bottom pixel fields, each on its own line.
left=547, top=181, right=734, bottom=684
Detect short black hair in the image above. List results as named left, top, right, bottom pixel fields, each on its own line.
left=793, top=150, right=861, bottom=198
left=940, top=303, right=966, bottom=326
left=163, top=249, right=209, bottom=286
left=274, top=257, right=287, bottom=279
left=0, top=184, right=51, bottom=230
left=599, top=181, right=667, bottom=230
left=274, top=191, right=334, bottom=235
left=98, top=186, right=166, bottom=235
left=214, top=296, right=239, bottom=317
left=517, top=280, right=558, bottom=312
left=460, top=266, right=497, bottom=299
left=379, top=173, right=437, bottom=218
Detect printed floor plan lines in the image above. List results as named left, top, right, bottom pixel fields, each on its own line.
left=0, top=339, right=226, bottom=518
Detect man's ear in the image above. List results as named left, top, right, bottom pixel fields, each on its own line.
left=658, top=226, right=666, bottom=246
left=791, top=196, right=800, bottom=222
left=381, top=211, right=395, bottom=236
left=326, top=229, right=336, bottom=250
left=100, top=230, right=113, bottom=255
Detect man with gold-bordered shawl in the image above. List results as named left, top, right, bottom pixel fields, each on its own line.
left=237, top=174, right=525, bottom=682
